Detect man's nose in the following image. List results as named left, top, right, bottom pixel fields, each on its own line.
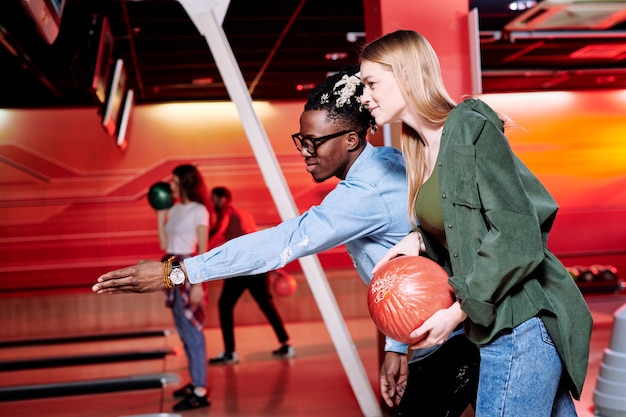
left=299, top=146, right=313, bottom=157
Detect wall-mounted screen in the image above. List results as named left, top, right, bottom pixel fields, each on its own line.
left=102, top=58, right=126, bottom=137
left=116, top=89, right=134, bottom=150
left=90, top=16, right=114, bottom=104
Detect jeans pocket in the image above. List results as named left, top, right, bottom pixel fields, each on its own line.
left=536, top=317, right=556, bottom=347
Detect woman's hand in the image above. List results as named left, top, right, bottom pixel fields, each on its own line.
left=372, top=231, right=425, bottom=275
left=408, top=301, right=466, bottom=350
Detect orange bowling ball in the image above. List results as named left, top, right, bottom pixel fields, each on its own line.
left=270, top=270, right=297, bottom=297
left=368, top=256, right=454, bottom=345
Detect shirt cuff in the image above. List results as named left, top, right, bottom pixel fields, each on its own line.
left=384, top=337, right=409, bottom=354
left=183, top=256, right=204, bottom=285
left=449, top=276, right=495, bottom=327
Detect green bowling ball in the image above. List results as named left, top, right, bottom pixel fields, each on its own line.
left=148, top=181, right=173, bottom=210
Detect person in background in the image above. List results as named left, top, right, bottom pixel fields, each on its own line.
left=207, top=186, right=294, bottom=365
left=361, top=30, right=592, bottom=416
left=157, top=164, right=211, bottom=411
left=92, top=65, right=478, bottom=415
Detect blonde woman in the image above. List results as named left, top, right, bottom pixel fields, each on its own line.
left=362, top=30, right=592, bottom=417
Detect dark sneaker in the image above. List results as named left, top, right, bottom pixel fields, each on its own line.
left=272, top=344, right=296, bottom=359
left=173, top=382, right=194, bottom=398
left=173, top=392, right=210, bottom=411
left=208, top=351, right=239, bottom=365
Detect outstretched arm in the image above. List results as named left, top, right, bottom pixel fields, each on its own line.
left=92, top=259, right=181, bottom=293
left=93, top=175, right=399, bottom=292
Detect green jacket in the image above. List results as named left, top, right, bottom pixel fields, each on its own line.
left=421, top=98, right=592, bottom=399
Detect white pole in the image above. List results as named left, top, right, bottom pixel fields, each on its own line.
left=468, top=7, right=483, bottom=95
left=178, top=2, right=382, bottom=415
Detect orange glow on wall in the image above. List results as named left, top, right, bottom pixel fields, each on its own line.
left=480, top=90, right=626, bottom=271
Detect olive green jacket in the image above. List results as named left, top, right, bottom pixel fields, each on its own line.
left=420, top=98, right=592, bottom=399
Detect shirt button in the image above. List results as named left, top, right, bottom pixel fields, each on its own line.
left=447, top=223, right=453, bottom=228
left=453, top=253, right=459, bottom=258
left=438, top=161, right=442, bottom=166
left=442, top=193, right=447, bottom=199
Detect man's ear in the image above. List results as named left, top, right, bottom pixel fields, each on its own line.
left=346, top=131, right=362, bottom=152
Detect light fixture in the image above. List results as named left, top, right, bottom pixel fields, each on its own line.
left=192, top=77, right=214, bottom=85
left=296, top=83, right=316, bottom=91
left=508, top=1, right=537, bottom=12
left=346, top=32, right=366, bottom=43
left=325, top=52, right=348, bottom=61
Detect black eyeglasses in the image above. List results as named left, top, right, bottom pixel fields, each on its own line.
left=291, top=130, right=354, bottom=156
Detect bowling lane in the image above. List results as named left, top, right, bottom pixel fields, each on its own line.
left=0, top=302, right=623, bottom=417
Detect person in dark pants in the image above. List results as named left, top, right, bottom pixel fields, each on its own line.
left=207, top=186, right=293, bottom=365
left=394, top=334, right=479, bottom=417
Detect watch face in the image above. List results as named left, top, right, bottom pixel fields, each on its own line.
left=170, top=267, right=186, bottom=285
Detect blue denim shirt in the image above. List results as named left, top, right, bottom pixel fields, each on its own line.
left=184, top=143, right=413, bottom=353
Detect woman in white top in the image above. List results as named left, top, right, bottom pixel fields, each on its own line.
left=157, top=164, right=211, bottom=411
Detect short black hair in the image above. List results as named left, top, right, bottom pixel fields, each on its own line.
left=304, top=64, right=375, bottom=136
left=211, top=186, right=232, bottom=203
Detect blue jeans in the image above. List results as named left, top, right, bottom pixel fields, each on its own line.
left=476, top=317, right=577, bottom=417
left=172, top=289, right=207, bottom=388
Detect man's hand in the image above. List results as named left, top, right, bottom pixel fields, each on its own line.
left=380, top=351, right=409, bottom=407
left=92, top=260, right=165, bottom=293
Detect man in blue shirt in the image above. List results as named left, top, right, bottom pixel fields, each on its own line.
left=94, top=65, right=411, bottom=352
left=93, top=65, right=478, bottom=416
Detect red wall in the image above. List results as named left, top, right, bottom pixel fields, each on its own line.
left=1, top=90, right=625, bottom=295
left=0, top=100, right=347, bottom=295
left=364, top=0, right=472, bottom=100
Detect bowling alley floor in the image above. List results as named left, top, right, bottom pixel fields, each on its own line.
left=0, top=294, right=624, bottom=417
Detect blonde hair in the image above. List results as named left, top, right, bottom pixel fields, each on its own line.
left=360, top=30, right=456, bottom=226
